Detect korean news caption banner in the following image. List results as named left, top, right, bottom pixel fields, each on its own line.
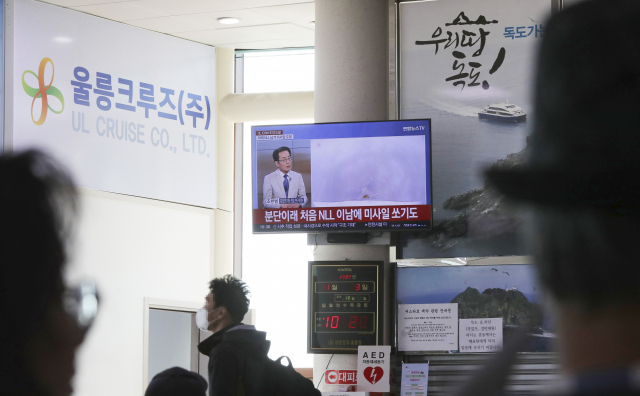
left=252, top=120, right=432, bottom=233
left=7, top=0, right=216, bottom=207
left=398, top=0, right=552, bottom=258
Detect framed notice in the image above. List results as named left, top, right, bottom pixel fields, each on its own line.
left=396, top=264, right=556, bottom=353
left=398, top=303, right=458, bottom=352
left=397, top=0, right=557, bottom=259
left=459, top=318, right=503, bottom=353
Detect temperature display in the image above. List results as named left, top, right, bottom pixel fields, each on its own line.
left=315, top=313, right=375, bottom=333
left=334, top=294, right=369, bottom=302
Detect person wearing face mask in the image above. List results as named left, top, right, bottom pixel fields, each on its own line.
left=196, top=275, right=271, bottom=396
left=196, top=276, right=321, bottom=396
left=0, top=150, right=97, bottom=396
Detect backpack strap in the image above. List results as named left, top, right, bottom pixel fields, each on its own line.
left=235, top=374, right=246, bottom=396
left=223, top=341, right=247, bottom=396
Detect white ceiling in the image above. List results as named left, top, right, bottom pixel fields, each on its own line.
left=40, top=0, right=315, bottom=49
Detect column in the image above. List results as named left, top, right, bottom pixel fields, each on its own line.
left=313, top=0, right=390, bottom=391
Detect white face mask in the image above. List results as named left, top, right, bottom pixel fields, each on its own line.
left=196, top=307, right=213, bottom=331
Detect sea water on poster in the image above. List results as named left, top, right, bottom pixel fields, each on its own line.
left=398, top=303, right=458, bottom=352
left=398, top=0, right=552, bottom=258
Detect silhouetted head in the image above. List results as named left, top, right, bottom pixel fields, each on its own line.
left=145, top=367, right=207, bottom=396
left=486, top=0, right=640, bottom=311
left=0, top=150, right=82, bottom=396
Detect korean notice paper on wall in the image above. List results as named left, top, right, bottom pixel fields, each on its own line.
left=398, top=303, right=458, bottom=351
left=401, top=363, right=429, bottom=396
left=459, top=318, right=503, bottom=352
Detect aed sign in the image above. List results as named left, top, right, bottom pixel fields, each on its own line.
left=357, top=345, right=390, bottom=392
left=325, top=370, right=357, bottom=385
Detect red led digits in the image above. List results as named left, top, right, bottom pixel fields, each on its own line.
left=318, top=313, right=373, bottom=332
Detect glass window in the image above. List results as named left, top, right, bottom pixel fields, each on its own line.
left=240, top=49, right=314, bottom=368
left=243, top=50, right=314, bottom=93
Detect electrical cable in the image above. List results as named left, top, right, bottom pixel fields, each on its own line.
left=315, top=354, right=335, bottom=389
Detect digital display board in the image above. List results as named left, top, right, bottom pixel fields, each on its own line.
left=308, top=261, right=383, bottom=354
left=251, top=120, right=432, bottom=233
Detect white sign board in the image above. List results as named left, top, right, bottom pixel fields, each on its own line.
left=6, top=0, right=216, bottom=208
left=401, top=363, right=429, bottom=396
left=357, top=345, right=390, bottom=392
left=459, top=318, right=503, bottom=353
left=398, top=303, right=458, bottom=351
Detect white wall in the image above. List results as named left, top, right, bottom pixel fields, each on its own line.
left=147, top=310, right=193, bottom=382
left=66, top=189, right=213, bottom=396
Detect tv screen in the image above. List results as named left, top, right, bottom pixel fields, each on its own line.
left=251, top=120, right=432, bottom=233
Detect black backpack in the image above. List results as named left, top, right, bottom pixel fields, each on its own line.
left=236, top=353, right=321, bottom=396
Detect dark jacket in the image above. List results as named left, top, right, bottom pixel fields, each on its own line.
left=197, top=324, right=271, bottom=396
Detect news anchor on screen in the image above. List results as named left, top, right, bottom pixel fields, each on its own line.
left=263, top=147, right=307, bottom=208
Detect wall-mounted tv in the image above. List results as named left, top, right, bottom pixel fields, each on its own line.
left=251, top=120, right=432, bottom=233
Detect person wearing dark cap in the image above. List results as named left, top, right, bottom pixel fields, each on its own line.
left=145, top=367, right=207, bottom=396
left=483, top=0, right=640, bottom=395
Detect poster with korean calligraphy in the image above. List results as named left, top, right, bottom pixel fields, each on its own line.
left=398, top=0, right=553, bottom=258
left=7, top=0, right=216, bottom=207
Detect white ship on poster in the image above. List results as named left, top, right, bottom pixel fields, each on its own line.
left=478, top=103, right=527, bottom=122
